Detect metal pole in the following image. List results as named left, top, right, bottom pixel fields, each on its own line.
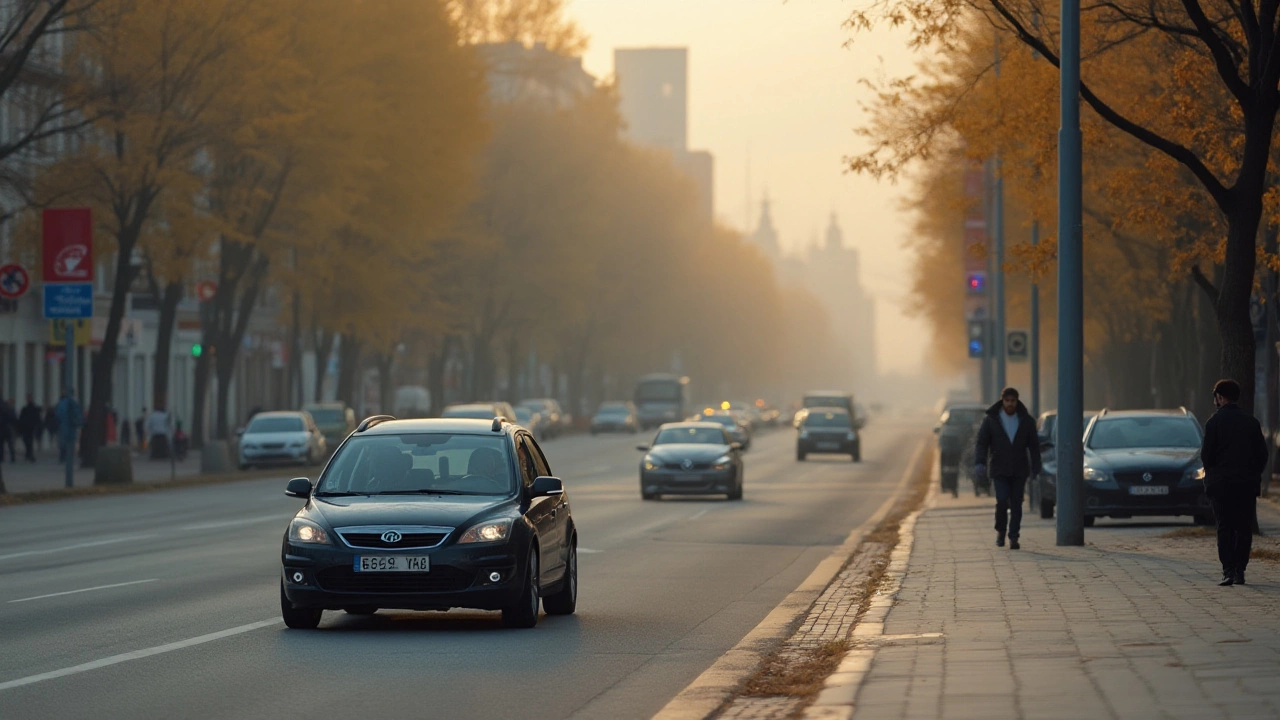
left=1056, top=0, right=1085, bottom=546
left=994, top=159, right=1007, bottom=393
left=1031, top=220, right=1040, bottom=417
left=64, top=323, right=74, bottom=488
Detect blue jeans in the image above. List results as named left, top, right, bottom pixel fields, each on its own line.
left=993, top=475, right=1027, bottom=540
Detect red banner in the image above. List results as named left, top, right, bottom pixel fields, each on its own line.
left=42, top=208, right=93, bottom=282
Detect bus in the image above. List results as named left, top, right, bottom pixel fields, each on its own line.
left=634, top=374, right=692, bottom=429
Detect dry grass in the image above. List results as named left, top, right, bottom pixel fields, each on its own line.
left=1160, top=527, right=1216, bottom=539
left=741, top=640, right=851, bottom=698
left=1252, top=548, right=1280, bottom=562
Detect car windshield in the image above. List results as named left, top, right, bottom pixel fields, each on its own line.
left=655, top=427, right=725, bottom=445
left=805, top=411, right=851, bottom=428
left=701, top=414, right=735, bottom=427
left=514, top=408, right=533, bottom=422
left=317, top=434, right=514, bottom=496
left=1088, top=417, right=1202, bottom=450
left=804, top=396, right=849, bottom=409
left=597, top=404, right=629, bottom=415
left=944, top=409, right=985, bottom=426
left=442, top=406, right=494, bottom=419
left=247, top=416, right=304, bottom=433
left=636, top=383, right=682, bottom=402
left=306, top=408, right=344, bottom=425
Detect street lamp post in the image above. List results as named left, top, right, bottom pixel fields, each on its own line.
left=1056, top=0, right=1085, bottom=546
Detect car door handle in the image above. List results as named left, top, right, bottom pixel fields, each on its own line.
left=550, top=507, right=557, bottom=519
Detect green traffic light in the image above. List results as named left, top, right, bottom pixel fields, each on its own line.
left=191, top=344, right=202, bottom=357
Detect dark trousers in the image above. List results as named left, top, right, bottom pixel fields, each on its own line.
left=993, top=475, right=1027, bottom=540
left=20, top=431, right=34, bottom=461
left=1, top=434, right=13, bottom=462
left=1212, top=493, right=1256, bottom=574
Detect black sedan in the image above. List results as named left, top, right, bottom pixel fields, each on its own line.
left=795, top=407, right=860, bottom=461
left=1080, top=409, right=1211, bottom=526
left=279, top=416, right=577, bottom=629
left=637, top=422, right=744, bottom=500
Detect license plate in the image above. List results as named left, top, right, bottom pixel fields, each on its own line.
left=817, top=442, right=839, bottom=450
left=355, top=556, right=430, bottom=572
left=1128, top=485, right=1169, bottom=496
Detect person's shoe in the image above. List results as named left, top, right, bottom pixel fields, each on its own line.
left=996, top=533, right=1005, bottom=547
left=1233, top=570, right=1246, bottom=586
left=1009, top=539, right=1020, bottom=550
left=1218, top=572, right=1235, bottom=586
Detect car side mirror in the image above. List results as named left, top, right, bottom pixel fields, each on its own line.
left=285, top=477, right=312, bottom=499
left=636, top=444, right=650, bottom=452
left=530, top=476, right=564, bottom=498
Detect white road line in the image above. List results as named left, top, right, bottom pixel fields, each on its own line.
left=688, top=509, right=709, bottom=521
left=578, top=548, right=602, bottom=554
left=0, top=618, right=281, bottom=692
left=0, top=535, right=160, bottom=562
left=180, top=514, right=288, bottom=531
left=8, top=579, right=159, bottom=604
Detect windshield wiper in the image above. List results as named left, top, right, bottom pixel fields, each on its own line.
left=314, top=491, right=370, bottom=497
left=374, top=489, right=484, bottom=496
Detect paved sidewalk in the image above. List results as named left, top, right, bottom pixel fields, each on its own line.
left=0, top=445, right=207, bottom=494
left=847, top=494, right=1280, bottom=720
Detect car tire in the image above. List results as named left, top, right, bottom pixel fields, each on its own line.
left=343, top=606, right=378, bottom=615
left=1040, top=499, right=1054, bottom=519
left=280, top=581, right=322, bottom=630
left=728, top=477, right=743, bottom=501
left=501, top=550, right=540, bottom=629
left=796, top=450, right=806, bottom=461
left=1083, top=515, right=1096, bottom=527
left=542, top=542, right=577, bottom=616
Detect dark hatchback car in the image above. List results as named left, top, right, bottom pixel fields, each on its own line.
left=1030, top=409, right=1097, bottom=518
left=1079, top=409, right=1210, bottom=526
left=637, top=422, right=744, bottom=500
left=279, top=416, right=577, bottom=629
left=796, top=407, right=860, bottom=461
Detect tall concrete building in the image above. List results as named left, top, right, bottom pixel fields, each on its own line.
left=613, top=47, right=714, bottom=224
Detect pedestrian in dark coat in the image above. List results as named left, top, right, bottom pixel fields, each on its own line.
left=44, top=406, right=59, bottom=442
left=17, top=395, right=41, bottom=461
left=0, top=399, right=16, bottom=462
left=1201, top=379, right=1269, bottom=586
left=975, top=387, right=1042, bottom=549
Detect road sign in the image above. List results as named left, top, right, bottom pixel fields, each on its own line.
left=48, top=318, right=90, bottom=346
left=43, top=282, right=94, bottom=319
left=0, top=263, right=30, bottom=299
left=196, top=280, right=217, bottom=302
left=1007, top=330, right=1029, bottom=362
left=42, top=208, right=93, bottom=282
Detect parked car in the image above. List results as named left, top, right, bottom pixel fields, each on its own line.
left=512, top=406, right=546, bottom=439
left=302, top=402, right=356, bottom=453
left=1030, top=409, right=1098, bottom=518
left=278, top=415, right=577, bottom=629
left=442, top=402, right=517, bottom=423
left=1079, top=408, right=1211, bottom=526
left=796, top=406, right=860, bottom=461
left=591, top=401, right=638, bottom=434
left=519, top=399, right=569, bottom=438
left=636, top=422, right=744, bottom=500
left=239, top=411, right=326, bottom=469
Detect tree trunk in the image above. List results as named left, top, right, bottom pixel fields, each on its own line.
left=152, top=280, right=183, bottom=411
left=84, top=229, right=143, bottom=467
left=427, top=336, right=454, bottom=417
left=312, top=325, right=335, bottom=402
left=335, top=336, right=363, bottom=408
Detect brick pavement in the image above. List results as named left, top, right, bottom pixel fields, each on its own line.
left=847, top=494, right=1280, bottom=720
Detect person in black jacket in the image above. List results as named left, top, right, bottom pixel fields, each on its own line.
left=1201, top=379, right=1269, bottom=586
left=17, top=395, right=41, bottom=462
left=975, top=387, right=1042, bottom=549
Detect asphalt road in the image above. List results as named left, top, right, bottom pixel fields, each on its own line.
left=0, top=414, right=927, bottom=720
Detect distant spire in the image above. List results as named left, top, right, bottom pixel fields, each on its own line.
left=825, top=212, right=843, bottom=250
left=751, top=191, right=780, bottom=257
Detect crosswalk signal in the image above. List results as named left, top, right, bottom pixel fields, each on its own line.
left=966, top=272, right=986, bottom=295
left=191, top=343, right=202, bottom=358
left=968, top=320, right=986, bottom=358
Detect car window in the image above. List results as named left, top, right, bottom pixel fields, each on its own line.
left=527, top=437, right=552, bottom=478
left=1087, top=417, right=1202, bottom=450
left=804, top=411, right=851, bottom=428
left=247, top=416, right=304, bottom=433
left=655, top=427, right=725, bottom=445
left=317, top=434, right=514, bottom=495
left=515, top=436, right=537, bottom=488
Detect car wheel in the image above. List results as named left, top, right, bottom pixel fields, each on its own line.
left=501, top=549, right=540, bottom=629
left=1040, top=499, right=1054, bottom=519
left=728, top=481, right=743, bottom=501
left=343, top=606, right=378, bottom=615
left=1083, top=515, right=1096, bottom=527
left=796, top=450, right=806, bottom=461
left=280, top=581, right=322, bottom=630
left=542, top=541, right=577, bottom=615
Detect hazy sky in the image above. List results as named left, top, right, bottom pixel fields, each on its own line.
left=568, top=0, right=933, bottom=376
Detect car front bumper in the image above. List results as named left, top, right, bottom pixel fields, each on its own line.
left=591, top=421, right=633, bottom=432
left=281, top=541, right=527, bottom=611
left=1083, top=485, right=1209, bottom=518
left=798, top=437, right=858, bottom=454
left=241, top=447, right=309, bottom=465
left=641, top=467, right=737, bottom=495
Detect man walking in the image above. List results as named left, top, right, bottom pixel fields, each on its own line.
left=1201, top=379, right=1268, bottom=586
left=975, top=387, right=1041, bottom=550
left=18, top=395, right=41, bottom=462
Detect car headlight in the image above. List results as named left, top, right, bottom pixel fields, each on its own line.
left=458, top=519, right=512, bottom=544
left=1181, top=465, right=1206, bottom=485
left=644, top=456, right=661, bottom=471
left=1083, top=467, right=1110, bottom=484
left=288, top=518, right=330, bottom=545
left=713, top=454, right=732, bottom=469
left=799, top=430, right=810, bottom=439
left=846, top=431, right=857, bottom=441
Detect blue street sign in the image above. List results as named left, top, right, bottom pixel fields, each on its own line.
left=43, top=282, right=94, bottom=319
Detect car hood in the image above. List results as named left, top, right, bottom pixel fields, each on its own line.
left=242, top=431, right=309, bottom=444
left=1086, top=447, right=1199, bottom=471
left=309, top=494, right=514, bottom=530
left=647, top=444, right=731, bottom=462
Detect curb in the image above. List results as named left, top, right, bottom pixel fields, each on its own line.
left=651, top=439, right=927, bottom=720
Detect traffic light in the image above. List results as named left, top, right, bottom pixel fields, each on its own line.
left=968, top=320, right=986, bottom=358
left=966, top=272, right=986, bottom=295
left=191, top=343, right=203, bottom=358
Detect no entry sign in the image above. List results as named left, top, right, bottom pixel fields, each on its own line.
left=0, top=263, right=30, bottom=299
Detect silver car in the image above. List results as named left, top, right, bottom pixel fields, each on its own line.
left=239, top=411, right=326, bottom=470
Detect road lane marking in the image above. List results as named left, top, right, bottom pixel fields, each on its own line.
left=0, top=618, right=281, bottom=692
left=689, top=509, right=709, bottom=521
left=578, top=548, right=602, bottom=554
left=0, top=535, right=160, bottom=562
left=180, top=514, right=288, bottom=531
left=8, top=579, right=159, bottom=604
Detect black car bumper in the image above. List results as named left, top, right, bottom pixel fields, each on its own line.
left=798, top=438, right=858, bottom=455
left=1084, top=485, right=1210, bottom=518
left=641, top=468, right=737, bottom=495
left=281, top=541, right=528, bottom=611
left=591, top=421, right=633, bottom=432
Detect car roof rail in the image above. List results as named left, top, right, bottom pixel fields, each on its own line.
left=356, top=415, right=396, bottom=433
left=491, top=416, right=506, bottom=432
left=1178, top=406, right=1190, bottom=416
left=1097, top=408, right=1109, bottom=418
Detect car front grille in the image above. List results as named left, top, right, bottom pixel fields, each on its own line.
left=261, top=443, right=285, bottom=450
left=316, top=566, right=473, bottom=593
left=663, top=461, right=712, bottom=470
left=1114, top=471, right=1181, bottom=486
left=339, top=532, right=448, bottom=549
